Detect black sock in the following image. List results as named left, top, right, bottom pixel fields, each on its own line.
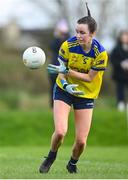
left=69, top=157, right=78, bottom=165
left=48, top=150, right=57, bottom=159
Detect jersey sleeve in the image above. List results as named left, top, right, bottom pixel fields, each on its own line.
left=91, top=51, right=108, bottom=71
left=58, top=41, right=69, bottom=63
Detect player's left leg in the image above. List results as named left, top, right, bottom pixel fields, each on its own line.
left=66, top=108, right=93, bottom=173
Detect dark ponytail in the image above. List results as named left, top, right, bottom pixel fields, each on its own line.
left=77, top=2, right=97, bottom=33
left=86, top=2, right=91, bottom=17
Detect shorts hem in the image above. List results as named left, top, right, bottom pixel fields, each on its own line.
left=74, top=106, right=94, bottom=110
left=54, top=97, right=72, bottom=107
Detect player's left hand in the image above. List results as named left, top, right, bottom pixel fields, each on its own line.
left=65, top=84, right=84, bottom=95
left=47, top=58, right=69, bottom=74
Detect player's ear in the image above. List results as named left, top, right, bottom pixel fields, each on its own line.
left=90, top=31, right=96, bottom=38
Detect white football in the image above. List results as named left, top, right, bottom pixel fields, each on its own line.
left=23, top=46, right=46, bottom=69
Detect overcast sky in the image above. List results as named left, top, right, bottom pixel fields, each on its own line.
left=0, top=0, right=54, bottom=29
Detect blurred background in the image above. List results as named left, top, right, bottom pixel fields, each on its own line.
left=0, top=1, right=128, bottom=179
left=0, top=0, right=128, bottom=146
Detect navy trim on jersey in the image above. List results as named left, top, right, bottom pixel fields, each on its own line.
left=91, top=67, right=106, bottom=71
left=67, top=36, right=106, bottom=59
left=93, top=39, right=105, bottom=53
left=58, top=55, right=68, bottom=62
left=67, top=36, right=77, bottom=42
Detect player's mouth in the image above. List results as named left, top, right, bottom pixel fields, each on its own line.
left=77, top=38, right=83, bottom=43
left=78, top=40, right=84, bottom=44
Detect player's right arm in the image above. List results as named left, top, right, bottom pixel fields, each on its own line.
left=47, top=41, right=69, bottom=74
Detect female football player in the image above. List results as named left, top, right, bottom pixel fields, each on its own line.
left=39, top=3, right=108, bottom=173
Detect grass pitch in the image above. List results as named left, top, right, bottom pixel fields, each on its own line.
left=0, top=146, right=128, bottom=179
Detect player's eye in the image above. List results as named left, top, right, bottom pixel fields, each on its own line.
left=80, top=31, right=86, bottom=35
left=76, top=30, right=86, bottom=35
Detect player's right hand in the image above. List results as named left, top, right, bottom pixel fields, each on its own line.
left=47, top=58, right=69, bottom=74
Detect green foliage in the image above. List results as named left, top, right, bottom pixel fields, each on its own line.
left=89, top=108, right=128, bottom=146
left=0, top=110, right=53, bottom=146
left=0, top=48, right=49, bottom=94
left=0, top=90, right=19, bottom=109
left=0, top=44, right=115, bottom=95
left=0, top=107, right=127, bottom=146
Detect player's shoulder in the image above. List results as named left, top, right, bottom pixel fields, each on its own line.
left=61, top=36, right=79, bottom=49
left=67, top=36, right=77, bottom=43
left=93, top=38, right=106, bottom=53
left=67, top=36, right=79, bottom=49
left=61, top=36, right=77, bottom=44
left=92, top=39, right=108, bottom=58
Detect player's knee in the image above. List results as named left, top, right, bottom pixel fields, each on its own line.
left=55, top=130, right=67, bottom=140
left=76, top=139, right=86, bottom=149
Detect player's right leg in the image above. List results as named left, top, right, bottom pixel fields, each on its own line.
left=39, top=99, right=71, bottom=173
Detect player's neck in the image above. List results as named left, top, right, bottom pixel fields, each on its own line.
left=81, top=41, right=92, bottom=53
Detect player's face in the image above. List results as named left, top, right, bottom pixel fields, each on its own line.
left=76, top=23, right=95, bottom=45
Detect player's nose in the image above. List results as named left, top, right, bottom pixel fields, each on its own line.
left=76, top=32, right=81, bottom=38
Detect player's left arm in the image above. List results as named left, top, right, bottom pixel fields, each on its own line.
left=68, top=51, right=108, bottom=82
left=68, top=69, right=98, bottom=82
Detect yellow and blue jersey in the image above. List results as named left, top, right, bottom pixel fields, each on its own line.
left=56, top=36, right=108, bottom=99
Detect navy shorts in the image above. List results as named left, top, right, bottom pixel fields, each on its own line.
left=53, top=84, right=94, bottom=109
